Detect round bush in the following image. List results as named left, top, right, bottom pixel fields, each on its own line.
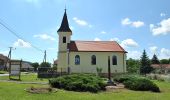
left=49, top=74, right=106, bottom=93
left=123, top=77, right=160, bottom=92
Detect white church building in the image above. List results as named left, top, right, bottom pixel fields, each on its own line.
left=57, top=10, right=127, bottom=74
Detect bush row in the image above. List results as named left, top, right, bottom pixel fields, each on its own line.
left=114, top=76, right=160, bottom=92
left=49, top=74, right=106, bottom=93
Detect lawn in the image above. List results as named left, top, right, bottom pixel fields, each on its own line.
left=0, top=72, right=48, bottom=82
left=0, top=78, right=170, bottom=100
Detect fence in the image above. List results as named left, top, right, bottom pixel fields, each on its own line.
left=37, top=67, right=68, bottom=78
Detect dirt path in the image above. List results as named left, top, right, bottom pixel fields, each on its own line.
left=0, top=80, right=48, bottom=85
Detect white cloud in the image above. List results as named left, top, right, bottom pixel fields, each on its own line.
left=94, top=37, right=101, bottom=41
left=73, top=17, right=92, bottom=28
left=149, top=46, right=158, bottom=54
left=34, top=34, right=55, bottom=41
left=121, top=18, right=144, bottom=28
left=101, top=31, right=107, bottom=34
left=160, top=48, right=170, bottom=58
left=127, top=51, right=142, bottom=59
left=110, top=38, right=120, bottom=43
left=131, top=21, right=144, bottom=28
left=121, top=18, right=131, bottom=25
left=121, top=39, right=138, bottom=48
left=13, top=39, right=31, bottom=48
left=160, top=13, right=166, bottom=17
left=0, top=50, right=9, bottom=56
left=150, top=18, right=170, bottom=36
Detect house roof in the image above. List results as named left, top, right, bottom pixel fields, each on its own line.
left=151, top=64, right=170, bottom=69
left=57, top=10, right=72, bottom=32
left=0, top=54, right=9, bottom=62
left=68, top=41, right=127, bottom=53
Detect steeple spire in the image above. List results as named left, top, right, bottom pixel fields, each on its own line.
left=57, top=9, right=72, bottom=32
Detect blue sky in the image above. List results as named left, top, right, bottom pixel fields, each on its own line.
left=0, top=0, right=170, bottom=63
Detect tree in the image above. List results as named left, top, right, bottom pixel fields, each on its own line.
left=40, top=62, right=51, bottom=68
left=160, top=59, right=169, bottom=64
left=140, top=50, right=153, bottom=75
left=126, top=58, right=140, bottom=73
left=31, top=62, right=39, bottom=71
left=151, top=54, right=160, bottom=64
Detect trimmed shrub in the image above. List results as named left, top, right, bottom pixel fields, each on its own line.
left=49, top=74, right=106, bottom=93
left=114, top=75, right=160, bottom=92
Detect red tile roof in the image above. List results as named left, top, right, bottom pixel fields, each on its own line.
left=68, top=41, right=127, bottom=52
left=151, top=64, right=170, bottom=69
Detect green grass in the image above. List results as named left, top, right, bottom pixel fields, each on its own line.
left=0, top=70, right=8, bottom=74
left=0, top=72, right=48, bottom=82
left=0, top=80, right=170, bottom=100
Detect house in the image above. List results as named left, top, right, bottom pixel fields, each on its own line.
left=57, top=10, right=127, bottom=74
left=0, top=54, right=9, bottom=70
left=6, top=60, right=34, bottom=72
left=151, top=64, right=170, bottom=74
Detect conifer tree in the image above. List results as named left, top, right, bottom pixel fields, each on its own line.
left=140, top=50, right=153, bottom=75
left=151, top=54, right=160, bottom=64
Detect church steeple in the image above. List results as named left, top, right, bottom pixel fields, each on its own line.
left=57, top=9, right=72, bottom=32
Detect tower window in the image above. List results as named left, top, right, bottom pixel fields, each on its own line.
left=75, top=55, right=80, bottom=65
left=63, top=37, right=66, bottom=43
left=91, top=55, right=96, bottom=65
left=112, top=55, right=117, bottom=65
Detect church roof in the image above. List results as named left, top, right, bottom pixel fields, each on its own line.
left=68, top=41, right=127, bottom=53
left=57, top=10, right=72, bottom=32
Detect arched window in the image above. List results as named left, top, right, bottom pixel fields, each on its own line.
left=75, top=55, right=80, bottom=65
left=91, top=55, right=96, bottom=65
left=112, top=55, right=117, bottom=65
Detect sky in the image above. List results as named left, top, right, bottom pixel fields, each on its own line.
left=0, top=0, right=170, bottom=64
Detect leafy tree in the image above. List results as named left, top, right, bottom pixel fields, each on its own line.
left=40, top=62, right=51, bottom=68
left=140, top=50, right=153, bottom=75
left=160, top=59, right=169, bottom=64
left=126, top=58, right=140, bottom=73
left=151, top=54, right=160, bottom=64
left=31, top=62, right=39, bottom=71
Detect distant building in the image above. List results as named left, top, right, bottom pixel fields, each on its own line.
left=0, top=54, right=9, bottom=70
left=56, top=10, right=127, bottom=74
left=151, top=64, right=170, bottom=74
left=6, top=60, right=34, bottom=72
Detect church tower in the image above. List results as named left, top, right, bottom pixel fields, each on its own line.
left=57, top=9, right=72, bottom=70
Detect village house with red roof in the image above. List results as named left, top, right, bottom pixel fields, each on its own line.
left=56, top=10, right=127, bottom=74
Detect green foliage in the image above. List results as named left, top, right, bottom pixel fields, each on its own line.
left=126, top=58, right=140, bottom=73
left=31, top=62, right=39, bottom=71
left=52, top=64, right=57, bottom=71
left=151, top=54, right=160, bottom=64
left=40, top=62, right=51, bottom=68
left=160, top=59, right=170, bottom=64
left=96, top=67, right=102, bottom=76
left=140, top=50, right=153, bottom=75
left=49, top=74, right=106, bottom=93
left=114, top=75, right=160, bottom=92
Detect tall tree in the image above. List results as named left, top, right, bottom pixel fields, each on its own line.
left=126, top=58, right=140, bottom=73
left=151, top=54, right=160, bottom=64
left=40, top=62, right=51, bottom=68
left=31, top=62, right=39, bottom=71
left=140, top=50, right=153, bottom=75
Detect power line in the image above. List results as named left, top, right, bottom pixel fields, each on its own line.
left=0, top=18, right=44, bottom=52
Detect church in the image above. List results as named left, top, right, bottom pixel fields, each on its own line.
left=57, top=10, right=127, bottom=74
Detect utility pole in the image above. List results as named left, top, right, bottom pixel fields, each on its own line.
left=5, top=47, right=14, bottom=71
left=43, top=50, right=46, bottom=63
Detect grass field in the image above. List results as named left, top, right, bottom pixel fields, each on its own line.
left=0, top=74, right=170, bottom=100
left=0, top=72, right=48, bottom=82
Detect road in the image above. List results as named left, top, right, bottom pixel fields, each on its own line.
left=0, top=74, right=9, bottom=76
